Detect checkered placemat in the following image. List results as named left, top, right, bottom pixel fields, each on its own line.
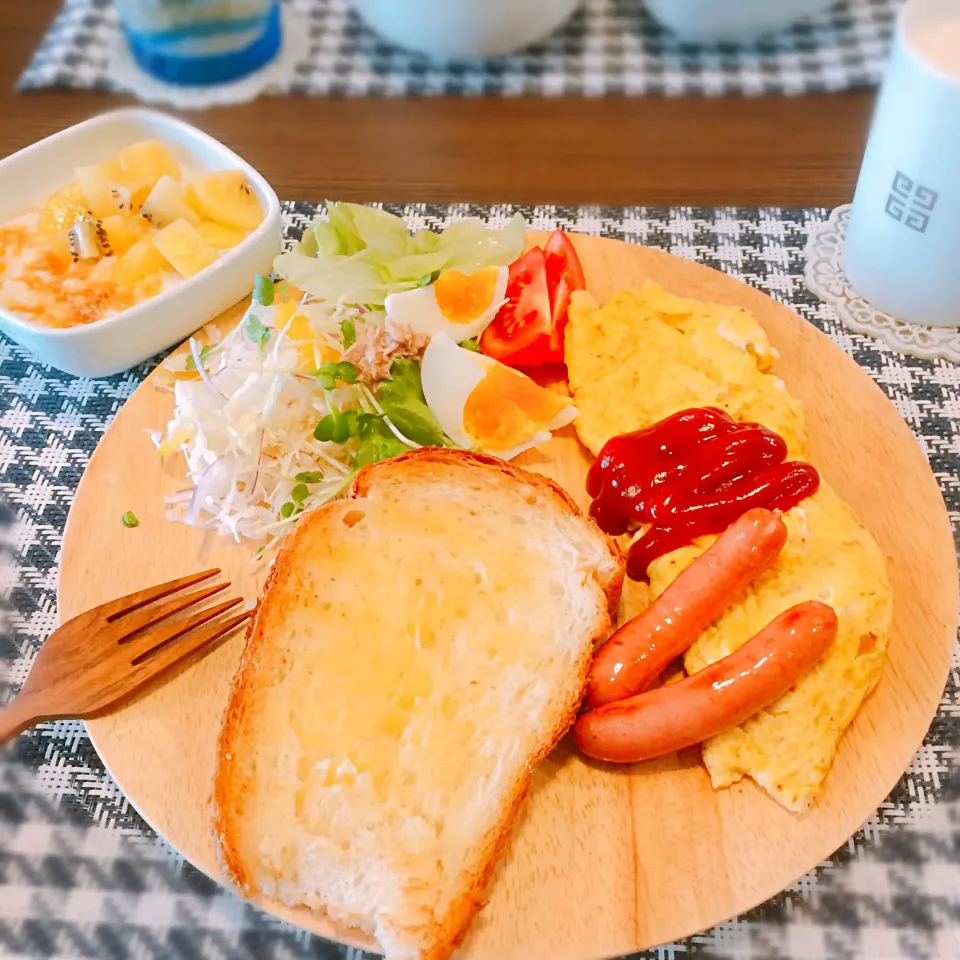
left=17, top=0, right=900, bottom=99
left=1, top=204, right=958, bottom=960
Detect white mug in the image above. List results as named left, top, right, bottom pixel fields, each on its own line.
left=843, top=0, right=960, bottom=328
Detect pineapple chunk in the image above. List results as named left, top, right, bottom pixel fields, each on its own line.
left=186, top=170, right=263, bottom=230
left=153, top=219, right=219, bottom=278
left=101, top=140, right=181, bottom=189
left=195, top=220, right=247, bottom=249
left=140, top=175, right=199, bottom=227
left=113, top=236, right=167, bottom=287
left=75, top=166, right=131, bottom=219
left=100, top=212, right=149, bottom=258
left=37, top=183, right=89, bottom=235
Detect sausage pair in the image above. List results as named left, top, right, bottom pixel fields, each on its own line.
left=576, top=509, right=838, bottom=763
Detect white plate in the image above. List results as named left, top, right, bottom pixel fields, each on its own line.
left=0, top=108, right=282, bottom=378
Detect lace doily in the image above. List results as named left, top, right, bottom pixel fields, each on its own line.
left=804, top=204, right=960, bottom=363
left=105, top=6, right=311, bottom=109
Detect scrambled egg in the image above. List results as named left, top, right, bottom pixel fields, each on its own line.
left=566, top=282, right=893, bottom=812
left=566, top=283, right=806, bottom=457
left=648, top=487, right=891, bottom=811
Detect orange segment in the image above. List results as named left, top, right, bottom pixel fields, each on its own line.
left=463, top=363, right=570, bottom=452
left=279, top=282, right=304, bottom=303
left=432, top=266, right=500, bottom=324
left=318, top=343, right=339, bottom=364
left=274, top=301, right=298, bottom=328
left=37, top=183, right=89, bottom=235
left=277, top=303, right=338, bottom=369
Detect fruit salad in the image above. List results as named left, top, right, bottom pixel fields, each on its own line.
left=0, top=139, right=265, bottom=329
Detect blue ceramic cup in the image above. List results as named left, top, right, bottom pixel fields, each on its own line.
left=843, top=0, right=960, bottom=328
left=116, top=0, right=282, bottom=86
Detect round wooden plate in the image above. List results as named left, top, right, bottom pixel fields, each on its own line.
left=58, top=234, right=957, bottom=960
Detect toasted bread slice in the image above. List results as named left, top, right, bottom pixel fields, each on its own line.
left=213, top=449, right=623, bottom=960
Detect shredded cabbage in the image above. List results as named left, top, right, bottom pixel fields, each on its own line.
left=152, top=300, right=358, bottom=556
left=274, top=202, right=525, bottom=310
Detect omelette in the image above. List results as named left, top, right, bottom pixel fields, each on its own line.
left=566, top=283, right=806, bottom=458
left=566, top=282, right=893, bottom=812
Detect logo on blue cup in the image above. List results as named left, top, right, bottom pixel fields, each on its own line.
left=884, top=171, right=939, bottom=234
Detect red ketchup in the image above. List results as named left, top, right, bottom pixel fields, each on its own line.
left=586, top=407, right=820, bottom=580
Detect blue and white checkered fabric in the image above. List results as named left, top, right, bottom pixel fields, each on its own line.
left=1, top=203, right=957, bottom=960
left=18, top=0, right=899, bottom=98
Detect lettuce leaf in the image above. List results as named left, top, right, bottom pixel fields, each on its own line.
left=272, top=250, right=411, bottom=307
left=355, top=414, right=410, bottom=467
left=435, top=215, right=526, bottom=273
left=275, top=202, right=525, bottom=310
left=378, top=358, right=448, bottom=447
left=345, top=204, right=410, bottom=258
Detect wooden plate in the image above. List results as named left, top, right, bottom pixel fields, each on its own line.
left=58, top=234, right=957, bottom=959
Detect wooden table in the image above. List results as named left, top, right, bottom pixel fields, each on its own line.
left=2, top=2, right=874, bottom=208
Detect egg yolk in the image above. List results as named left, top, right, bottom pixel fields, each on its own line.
left=433, top=266, right=500, bottom=324
left=463, top=364, right=570, bottom=451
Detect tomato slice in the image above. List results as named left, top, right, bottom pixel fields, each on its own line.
left=479, top=247, right=557, bottom=365
left=543, top=230, right=586, bottom=354
left=479, top=231, right=587, bottom=367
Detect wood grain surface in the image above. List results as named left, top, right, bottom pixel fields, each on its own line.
left=2, top=3, right=877, bottom=207
left=57, top=233, right=957, bottom=959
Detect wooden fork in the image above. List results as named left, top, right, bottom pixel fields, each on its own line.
left=0, top=569, right=253, bottom=744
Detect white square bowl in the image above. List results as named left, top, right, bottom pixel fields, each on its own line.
left=0, top=108, right=282, bottom=378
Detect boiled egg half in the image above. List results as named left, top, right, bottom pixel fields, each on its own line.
left=384, top=265, right=508, bottom=341
left=421, top=332, right=577, bottom=460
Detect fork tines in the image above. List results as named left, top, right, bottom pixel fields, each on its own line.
left=105, top=568, right=253, bottom=670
